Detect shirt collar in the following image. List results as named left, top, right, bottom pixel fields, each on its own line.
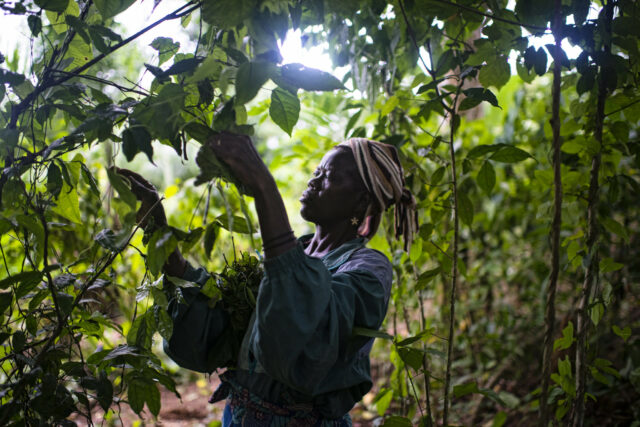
left=299, top=234, right=365, bottom=272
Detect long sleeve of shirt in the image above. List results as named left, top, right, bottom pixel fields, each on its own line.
left=162, top=265, right=233, bottom=373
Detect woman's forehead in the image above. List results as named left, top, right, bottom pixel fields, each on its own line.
left=319, top=147, right=353, bottom=169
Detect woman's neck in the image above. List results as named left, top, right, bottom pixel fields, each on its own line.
left=304, top=222, right=359, bottom=258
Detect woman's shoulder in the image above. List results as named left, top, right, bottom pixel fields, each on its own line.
left=336, top=246, right=393, bottom=290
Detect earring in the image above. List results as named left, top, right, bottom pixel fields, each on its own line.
left=350, top=217, right=359, bottom=226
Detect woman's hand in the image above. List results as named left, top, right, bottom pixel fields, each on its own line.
left=205, top=132, right=273, bottom=196
left=113, top=168, right=167, bottom=230
left=114, top=168, right=187, bottom=277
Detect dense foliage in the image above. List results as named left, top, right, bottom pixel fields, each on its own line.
left=0, top=0, right=638, bottom=425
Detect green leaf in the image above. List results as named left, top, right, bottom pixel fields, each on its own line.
left=458, top=192, right=474, bottom=226
left=454, top=381, right=480, bottom=397
left=215, top=214, right=252, bottom=234
left=417, top=266, right=441, bottom=289
left=374, top=388, right=393, bottom=416
left=154, top=304, right=173, bottom=341
left=468, top=144, right=502, bottom=159
left=47, top=163, right=63, bottom=197
left=52, top=183, right=82, bottom=224
left=127, top=377, right=146, bottom=414
left=147, top=229, right=178, bottom=276
left=107, top=168, right=137, bottom=209
left=278, top=63, right=344, bottom=91
left=269, top=87, right=300, bottom=135
left=97, top=371, right=113, bottom=412
left=0, top=292, right=13, bottom=314
left=460, top=87, right=500, bottom=110
left=600, top=257, right=623, bottom=273
left=601, top=217, right=629, bottom=242
left=201, top=0, right=253, bottom=28
left=590, top=303, right=604, bottom=326
left=431, top=166, right=446, bottom=185
left=150, top=37, right=180, bottom=65
left=490, top=146, right=532, bottom=163
left=34, top=0, right=69, bottom=13
left=235, top=61, right=273, bottom=105
left=612, top=325, right=631, bottom=342
left=204, top=222, right=219, bottom=259
left=127, top=311, right=155, bottom=350
left=352, top=327, right=393, bottom=340
left=28, top=15, right=42, bottom=37
left=122, top=126, right=154, bottom=163
left=479, top=55, right=510, bottom=89
left=477, top=161, right=496, bottom=194
left=184, top=122, right=215, bottom=144
left=94, top=0, right=136, bottom=19
left=553, top=321, right=574, bottom=350
left=383, top=416, right=413, bottom=427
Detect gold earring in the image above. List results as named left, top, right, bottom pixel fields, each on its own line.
left=350, top=217, right=359, bottom=226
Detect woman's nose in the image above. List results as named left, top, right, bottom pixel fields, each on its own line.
left=308, top=175, right=320, bottom=189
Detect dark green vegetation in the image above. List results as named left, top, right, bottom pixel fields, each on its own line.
left=0, top=0, right=638, bottom=425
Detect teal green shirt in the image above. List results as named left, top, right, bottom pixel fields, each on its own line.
left=163, top=236, right=392, bottom=419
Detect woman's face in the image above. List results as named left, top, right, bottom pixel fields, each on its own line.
left=299, top=148, right=367, bottom=226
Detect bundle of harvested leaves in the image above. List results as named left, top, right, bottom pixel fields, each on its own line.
left=201, top=252, right=263, bottom=368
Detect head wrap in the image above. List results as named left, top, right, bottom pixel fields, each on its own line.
left=339, top=138, right=418, bottom=251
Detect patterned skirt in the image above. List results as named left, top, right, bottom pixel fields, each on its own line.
left=210, top=373, right=352, bottom=427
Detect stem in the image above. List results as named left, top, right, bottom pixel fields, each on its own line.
left=540, top=2, right=564, bottom=424
left=418, top=293, right=433, bottom=425
left=443, top=88, right=462, bottom=427
left=572, top=2, right=612, bottom=425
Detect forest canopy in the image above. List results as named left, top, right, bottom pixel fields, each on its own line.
left=0, top=0, right=638, bottom=425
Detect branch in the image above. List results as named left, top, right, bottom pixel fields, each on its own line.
left=7, top=0, right=201, bottom=130
left=427, top=0, right=549, bottom=32
left=540, top=1, right=564, bottom=424
left=573, top=2, right=612, bottom=425
left=442, top=86, right=462, bottom=427
left=51, top=69, right=150, bottom=97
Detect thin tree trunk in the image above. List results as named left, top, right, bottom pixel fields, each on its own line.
left=418, top=294, right=434, bottom=425
left=540, top=1, right=564, bottom=424
left=573, top=3, right=613, bottom=425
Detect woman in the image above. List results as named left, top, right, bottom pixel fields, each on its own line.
left=120, top=133, right=417, bottom=426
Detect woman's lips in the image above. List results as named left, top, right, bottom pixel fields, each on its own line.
left=300, top=190, right=316, bottom=202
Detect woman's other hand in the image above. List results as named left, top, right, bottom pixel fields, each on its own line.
left=113, top=167, right=167, bottom=230
left=205, top=132, right=273, bottom=195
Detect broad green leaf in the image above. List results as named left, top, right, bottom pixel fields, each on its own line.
left=184, top=122, right=215, bottom=144
left=235, top=61, right=273, bottom=105
left=590, top=303, right=604, bottom=326
left=477, top=161, right=496, bottom=194
left=461, top=87, right=500, bottom=109
left=127, top=377, right=146, bottom=414
left=28, top=15, right=42, bottom=36
left=352, top=327, right=393, bottom=340
left=600, top=257, right=623, bottom=273
left=94, top=0, right=136, bottom=19
left=150, top=37, right=180, bottom=65
left=122, top=126, right=154, bottom=163
left=417, top=266, right=441, bottom=289
left=612, top=325, right=631, bottom=342
left=467, top=144, right=503, bottom=159
left=553, top=321, right=574, bottom=350
left=383, top=416, right=412, bottom=427
left=601, top=217, right=629, bottom=242
left=454, top=381, right=480, bottom=397
left=97, top=371, right=113, bottom=412
left=381, top=95, right=399, bottom=117
left=270, top=87, right=300, bottom=135
left=490, top=146, right=532, bottom=163
left=52, top=183, right=82, bottom=224
left=204, top=222, right=219, bottom=259
left=0, top=271, right=41, bottom=292
left=127, top=311, right=155, bottom=349
left=65, top=38, right=93, bottom=71
left=278, top=63, right=344, bottom=91
left=458, top=192, right=474, bottom=226
left=374, top=388, right=393, bottom=416
left=431, top=166, right=445, bottom=185
left=215, top=214, right=252, bottom=234
left=479, top=55, right=510, bottom=89
left=154, top=305, right=173, bottom=341
left=35, top=0, right=69, bottom=13
left=47, top=163, right=63, bottom=197
left=107, top=168, right=137, bottom=209
left=0, top=292, right=12, bottom=314
left=147, top=229, right=178, bottom=276
left=201, top=0, right=253, bottom=28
